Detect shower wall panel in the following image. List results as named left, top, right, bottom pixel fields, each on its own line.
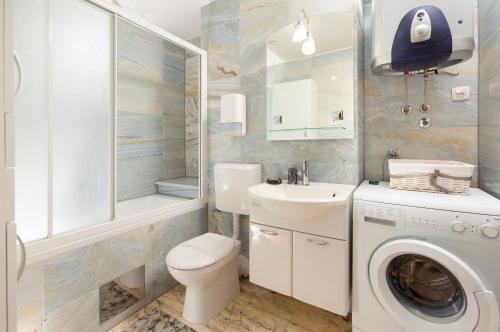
left=185, top=53, right=200, bottom=178
left=117, top=19, right=187, bottom=201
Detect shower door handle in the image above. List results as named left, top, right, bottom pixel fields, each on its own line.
left=16, top=234, right=26, bottom=281
left=13, top=51, right=23, bottom=96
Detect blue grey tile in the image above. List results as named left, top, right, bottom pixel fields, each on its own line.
left=44, top=291, right=99, bottom=332
left=17, top=263, right=44, bottom=332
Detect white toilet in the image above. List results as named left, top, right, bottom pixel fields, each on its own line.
left=166, top=163, right=262, bottom=324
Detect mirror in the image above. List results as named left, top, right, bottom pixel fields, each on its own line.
left=266, top=11, right=354, bottom=140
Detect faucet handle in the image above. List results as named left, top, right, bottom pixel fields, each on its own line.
left=302, top=160, right=310, bottom=186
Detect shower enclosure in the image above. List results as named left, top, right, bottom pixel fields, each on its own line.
left=11, top=0, right=207, bottom=249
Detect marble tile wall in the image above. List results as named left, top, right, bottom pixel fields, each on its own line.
left=479, top=0, right=500, bottom=198
left=201, top=0, right=364, bottom=256
left=17, top=208, right=208, bottom=332
left=117, top=19, right=188, bottom=201
left=185, top=50, right=200, bottom=178
left=364, top=2, right=479, bottom=181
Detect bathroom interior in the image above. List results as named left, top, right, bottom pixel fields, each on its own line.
left=1, top=0, right=500, bottom=331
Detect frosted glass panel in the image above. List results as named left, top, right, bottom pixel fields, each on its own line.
left=14, top=0, right=49, bottom=242
left=52, top=0, right=114, bottom=234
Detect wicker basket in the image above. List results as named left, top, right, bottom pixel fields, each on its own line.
left=389, top=160, right=474, bottom=195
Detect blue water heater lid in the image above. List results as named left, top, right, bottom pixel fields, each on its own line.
left=391, top=5, right=452, bottom=72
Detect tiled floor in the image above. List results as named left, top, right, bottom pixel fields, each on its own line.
left=109, top=279, right=352, bottom=332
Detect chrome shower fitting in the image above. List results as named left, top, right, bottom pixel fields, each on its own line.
left=382, top=148, right=400, bottom=182
left=420, top=68, right=432, bottom=113
left=419, top=117, right=431, bottom=128
left=401, top=72, right=412, bottom=114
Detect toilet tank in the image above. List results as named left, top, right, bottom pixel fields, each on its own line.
left=215, top=163, right=262, bottom=215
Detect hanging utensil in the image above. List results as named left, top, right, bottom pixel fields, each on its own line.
left=420, top=69, right=432, bottom=113
left=401, top=72, right=412, bottom=114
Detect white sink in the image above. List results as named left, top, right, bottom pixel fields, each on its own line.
left=248, top=182, right=356, bottom=221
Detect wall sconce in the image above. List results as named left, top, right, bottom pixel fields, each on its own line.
left=292, top=10, right=308, bottom=43
left=292, top=9, right=316, bottom=55
left=301, top=31, right=316, bottom=55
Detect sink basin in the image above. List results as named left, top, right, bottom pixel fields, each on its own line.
left=248, top=182, right=356, bottom=221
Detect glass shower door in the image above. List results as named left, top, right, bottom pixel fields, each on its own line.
left=13, top=0, right=49, bottom=242
left=14, top=0, right=114, bottom=241
left=51, top=0, right=114, bottom=234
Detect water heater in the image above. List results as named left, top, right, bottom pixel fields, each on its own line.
left=371, top=0, right=475, bottom=75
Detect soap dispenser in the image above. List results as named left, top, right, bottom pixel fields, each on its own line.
left=220, top=94, right=246, bottom=136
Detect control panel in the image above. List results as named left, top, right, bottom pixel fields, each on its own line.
left=406, top=206, right=500, bottom=242
left=356, top=201, right=500, bottom=243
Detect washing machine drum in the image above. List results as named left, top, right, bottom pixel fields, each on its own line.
left=387, top=254, right=465, bottom=320
left=369, top=239, right=499, bottom=332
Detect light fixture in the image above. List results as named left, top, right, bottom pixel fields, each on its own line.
left=292, top=22, right=308, bottom=43
left=292, top=10, right=308, bottom=43
left=330, top=75, right=337, bottom=80
left=301, top=32, right=316, bottom=55
left=293, top=9, right=316, bottom=56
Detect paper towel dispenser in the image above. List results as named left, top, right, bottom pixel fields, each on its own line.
left=371, top=0, right=475, bottom=75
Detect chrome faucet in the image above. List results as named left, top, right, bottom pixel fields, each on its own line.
left=302, top=160, right=310, bottom=186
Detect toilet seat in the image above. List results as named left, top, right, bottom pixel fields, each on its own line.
left=166, top=233, right=237, bottom=270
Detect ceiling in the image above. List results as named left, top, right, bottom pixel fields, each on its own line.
left=101, top=0, right=213, bottom=40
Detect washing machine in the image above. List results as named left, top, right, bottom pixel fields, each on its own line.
left=352, top=181, right=500, bottom=332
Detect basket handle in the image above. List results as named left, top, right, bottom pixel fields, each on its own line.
left=431, top=169, right=450, bottom=194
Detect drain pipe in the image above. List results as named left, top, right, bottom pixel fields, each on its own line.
left=232, top=213, right=249, bottom=277
left=232, top=213, right=240, bottom=240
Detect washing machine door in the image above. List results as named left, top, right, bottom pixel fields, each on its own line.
left=369, top=239, right=499, bottom=332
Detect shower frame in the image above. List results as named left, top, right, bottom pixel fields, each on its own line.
left=12, top=0, right=208, bottom=263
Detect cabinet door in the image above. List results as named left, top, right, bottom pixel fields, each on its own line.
left=293, top=232, right=349, bottom=315
left=250, top=223, right=292, bottom=296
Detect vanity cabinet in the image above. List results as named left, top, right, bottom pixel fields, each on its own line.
left=249, top=222, right=349, bottom=315
left=247, top=182, right=354, bottom=316
left=249, top=223, right=292, bottom=296
left=293, top=232, right=349, bottom=314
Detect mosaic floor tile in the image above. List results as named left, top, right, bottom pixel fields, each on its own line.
left=100, top=281, right=141, bottom=324
left=116, top=309, right=196, bottom=332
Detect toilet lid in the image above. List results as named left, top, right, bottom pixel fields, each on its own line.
left=166, top=233, right=236, bottom=270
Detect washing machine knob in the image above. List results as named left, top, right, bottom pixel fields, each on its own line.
left=481, top=225, right=499, bottom=239
left=451, top=222, right=466, bottom=233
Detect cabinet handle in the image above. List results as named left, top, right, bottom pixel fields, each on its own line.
left=260, top=229, right=278, bottom=236
left=306, top=238, right=330, bottom=246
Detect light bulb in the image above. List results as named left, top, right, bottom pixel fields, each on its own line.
left=301, top=32, right=316, bottom=55
left=292, top=22, right=307, bottom=43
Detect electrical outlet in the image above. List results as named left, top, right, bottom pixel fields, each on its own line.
left=451, top=86, right=470, bottom=101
